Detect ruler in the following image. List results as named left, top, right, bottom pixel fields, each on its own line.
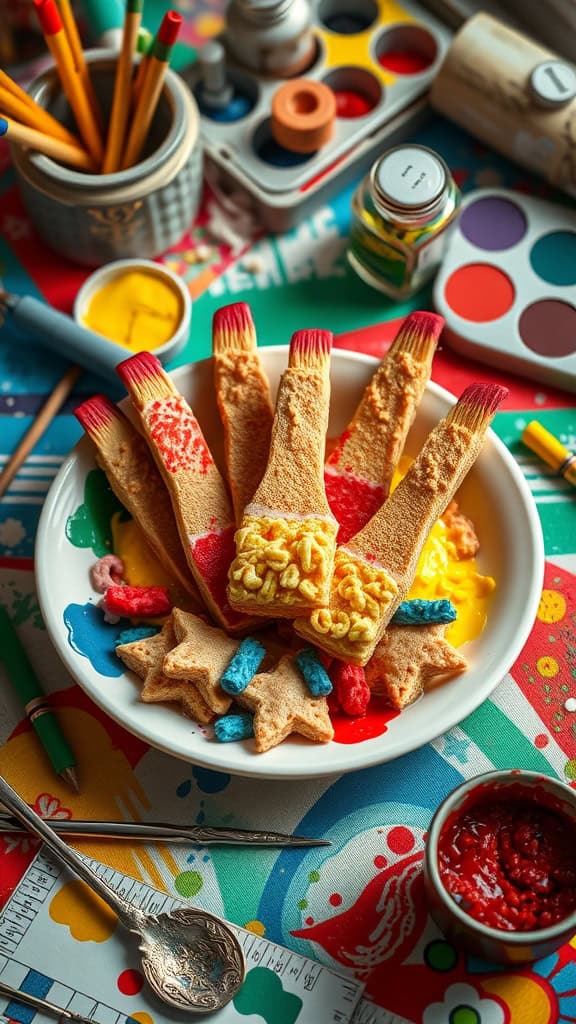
left=0, top=850, right=364, bottom=1024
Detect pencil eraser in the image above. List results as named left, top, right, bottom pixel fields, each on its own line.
left=158, top=10, right=183, bottom=47
left=34, top=0, right=62, bottom=35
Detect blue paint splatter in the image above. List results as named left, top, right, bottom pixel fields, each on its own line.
left=63, top=602, right=128, bottom=677
left=177, top=779, right=192, bottom=798
left=192, top=765, right=231, bottom=793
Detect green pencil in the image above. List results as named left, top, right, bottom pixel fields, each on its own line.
left=0, top=605, right=79, bottom=793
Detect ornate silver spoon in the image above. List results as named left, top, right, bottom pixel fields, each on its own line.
left=0, top=774, right=246, bottom=1014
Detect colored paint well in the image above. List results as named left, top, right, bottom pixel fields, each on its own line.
left=519, top=300, right=576, bottom=357
left=459, top=196, right=528, bottom=251
left=334, top=89, right=374, bottom=117
left=444, top=264, right=515, bottom=322
left=377, top=48, right=433, bottom=74
left=253, top=119, right=314, bottom=167
left=529, top=231, right=576, bottom=286
left=318, top=0, right=378, bottom=34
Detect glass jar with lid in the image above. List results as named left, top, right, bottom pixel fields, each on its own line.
left=347, top=145, right=461, bottom=300
left=224, top=0, right=316, bottom=79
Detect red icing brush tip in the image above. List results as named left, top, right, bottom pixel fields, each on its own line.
left=117, top=351, right=163, bottom=388
left=289, top=329, right=333, bottom=367
left=75, top=395, right=116, bottom=434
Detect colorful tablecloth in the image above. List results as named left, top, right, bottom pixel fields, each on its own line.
left=0, top=55, right=575, bottom=1024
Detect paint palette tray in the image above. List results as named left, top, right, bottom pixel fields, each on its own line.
left=183, top=0, right=452, bottom=232
left=434, top=188, right=576, bottom=393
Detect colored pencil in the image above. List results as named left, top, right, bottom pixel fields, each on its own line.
left=56, top=0, right=104, bottom=131
left=0, top=605, right=79, bottom=793
left=34, top=0, right=103, bottom=166
left=0, top=84, right=85, bottom=149
left=132, top=28, right=154, bottom=104
left=0, top=68, right=38, bottom=109
left=295, top=383, right=508, bottom=665
left=103, top=0, right=144, bottom=174
left=522, top=420, right=576, bottom=487
left=0, top=363, right=82, bottom=499
left=0, top=116, right=97, bottom=172
left=122, top=10, right=182, bottom=169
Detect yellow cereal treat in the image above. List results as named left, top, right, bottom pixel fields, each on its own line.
left=295, top=383, right=507, bottom=664
left=228, top=330, right=339, bottom=618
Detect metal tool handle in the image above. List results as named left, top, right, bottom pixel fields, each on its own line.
left=0, top=775, right=142, bottom=931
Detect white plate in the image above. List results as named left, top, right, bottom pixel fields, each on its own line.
left=36, top=348, right=545, bottom=779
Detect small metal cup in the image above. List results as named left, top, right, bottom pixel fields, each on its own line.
left=423, top=769, right=576, bottom=965
left=10, top=50, right=203, bottom=267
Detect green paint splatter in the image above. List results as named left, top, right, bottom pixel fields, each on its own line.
left=297, top=899, right=307, bottom=910
left=566, top=760, right=576, bottom=780
left=424, top=940, right=457, bottom=972
left=308, top=870, right=320, bottom=883
left=174, top=871, right=203, bottom=898
left=65, top=469, right=127, bottom=556
left=234, top=967, right=302, bottom=1024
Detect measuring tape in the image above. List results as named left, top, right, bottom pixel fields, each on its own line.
left=0, top=850, right=364, bottom=1024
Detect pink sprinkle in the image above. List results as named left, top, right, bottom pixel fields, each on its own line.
left=90, top=554, right=124, bottom=594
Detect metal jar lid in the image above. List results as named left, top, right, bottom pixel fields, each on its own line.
left=529, top=60, right=576, bottom=110
left=371, top=145, right=449, bottom=218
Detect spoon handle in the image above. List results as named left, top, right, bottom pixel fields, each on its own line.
left=0, top=774, right=141, bottom=931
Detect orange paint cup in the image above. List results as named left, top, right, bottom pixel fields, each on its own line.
left=271, top=79, right=336, bottom=154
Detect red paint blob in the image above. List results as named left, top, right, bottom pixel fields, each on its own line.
left=444, top=264, right=515, bottom=322
left=324, top=468, right=386, bottom=543
left=377, top=48, right=432, bottom=74
left=374, top=854, right=387, bottom=869
left=305, top=915, right=315, bottom=925
left=329, top=893, right=343, bottom=906
left=329, top=694, right=399, bottom=744
left=438, top=794, right=576, bottom=931
left=334, top=90, right=373, bottom=118
left=535, top=733, right=549, bottom=749
left=192, top=524, right=244, bottom=626
left=387, top=826, right=415, bottom=855
left=117, top=969, right=144, bottom=995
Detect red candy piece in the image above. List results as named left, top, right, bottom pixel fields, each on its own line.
left=331, top=662, right=371, bottom=717
left=104, top=585, right=172, bottom=618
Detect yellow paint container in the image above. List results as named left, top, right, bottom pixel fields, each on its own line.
left=74, top=258, right=191, bottom=363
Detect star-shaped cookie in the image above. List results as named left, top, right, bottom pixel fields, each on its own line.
left=116, top=617, right=213, bottom=724
left=162, top=609, right=238, bottom=714
left=364, top=623, right=468, bottom=709
left=236, top=655, right=334, bottom=752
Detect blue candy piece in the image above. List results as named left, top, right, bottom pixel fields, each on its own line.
left=220, top=637, right=266, bottom=695
left=114, top=625, right=160, bottom=647
left=391, top=599, right=457, bottom=626
left=214, top=713, right=254, bottom=743
left=296, top=647, right=333, bottom=697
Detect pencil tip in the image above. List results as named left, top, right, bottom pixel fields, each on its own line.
left=59, top=766, right=80, bottom=794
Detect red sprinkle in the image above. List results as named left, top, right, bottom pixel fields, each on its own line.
left=438, top=796, right=576, bottom=931
left=104, top=585, right=172, bottom=618
left=331, top=662, right=371, bottom=717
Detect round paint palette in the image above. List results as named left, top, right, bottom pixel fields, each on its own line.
left=434, top=188, right=576, bottom=392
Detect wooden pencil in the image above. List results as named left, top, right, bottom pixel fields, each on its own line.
left=0, top=116, right=97, bottom=172
left=34, top=0, right=103, bottom=166
left=103, top=0, right=144, bottom=174
left=0, top=365, right=81, bottom=500
left=56, top=0, right=103, bottom=131
left=0, top=69, right=37, bottom=109
left=122, top=10, right=182, bottom=169
left=0, top=84, right=85, bottom=148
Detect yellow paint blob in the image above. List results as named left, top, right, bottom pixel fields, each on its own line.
left=537, top=655, right=559, bottom=678
left=244, top=919, right=266, bottom=936
left=130, top=1014, right=155, bottom=1024
left=49, top=878, right=117, bottom=942
left=481, top=974, right=552, bottom=1023
left=112, top=513, right=174, bottom=590
left=537, top=588, right=566, bottom=624
left=83, top=269, right=182, bottom=351
left=390, top=459, right=496, bottom=647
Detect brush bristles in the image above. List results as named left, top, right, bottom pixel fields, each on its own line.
left=289, top=329, right=332, bottom=370
left=212, top=302, right=257, bottom=355
left=74, top=394, right=120, bottom=442
left=447, top=383, right=508, bottom=433
left=388, top=311, right=444, bottom=361
left=117, top=351, right=177, bottom=406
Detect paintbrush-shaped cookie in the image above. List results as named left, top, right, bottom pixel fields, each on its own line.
left=116, top=352, right=251, bottom=632
left=213, top=302, right=274, bottom=523
left=227, top=329, right=339, bottom=618
left=325, top=311, right=443, bottom=542
left=295, top=383, right=507, bottom=665
left=75, top=395, right=203, bottom=611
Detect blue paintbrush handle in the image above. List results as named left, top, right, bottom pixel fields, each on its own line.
left=8, top=295, right=125, bottom=380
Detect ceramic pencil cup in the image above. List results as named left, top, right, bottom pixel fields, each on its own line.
left=9, top=50, right=203, bottom=267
